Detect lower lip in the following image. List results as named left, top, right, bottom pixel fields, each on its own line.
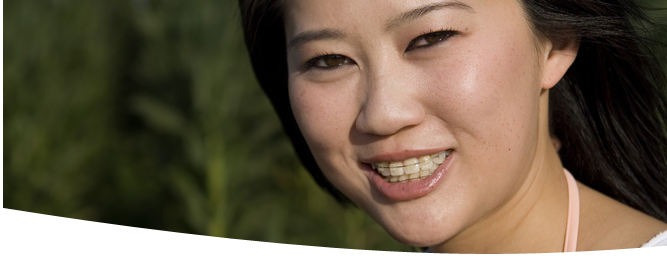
left=368, top=151, right=456, bottom=201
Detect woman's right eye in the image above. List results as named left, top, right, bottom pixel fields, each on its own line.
left=303, top=54, right=355, bottom=71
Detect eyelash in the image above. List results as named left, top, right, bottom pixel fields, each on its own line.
left=301, top=29, right=458, bottom=71
left=405, top=29, right=458, bottom=52
left=302, top=52, right=353, bottom=71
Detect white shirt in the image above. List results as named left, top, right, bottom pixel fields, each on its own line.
left=635, top=231, right=667, bottom=255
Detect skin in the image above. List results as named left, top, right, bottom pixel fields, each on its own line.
left=283, top=0, right=667, bottom=253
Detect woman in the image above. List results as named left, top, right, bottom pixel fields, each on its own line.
left=238, top=0, right=667, bottom=253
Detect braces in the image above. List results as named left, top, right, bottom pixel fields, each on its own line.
left=370, top=151, right=447, bottom=170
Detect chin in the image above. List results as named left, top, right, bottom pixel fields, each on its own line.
left=359, top=196, right=465, bottom=248
left=381, top=220, right=454, bottom=247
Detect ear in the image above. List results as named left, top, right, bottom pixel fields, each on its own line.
left=540, top=38, right=579, bottom=89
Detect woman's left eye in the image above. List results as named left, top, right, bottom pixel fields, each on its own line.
left=405, top=30, right=457, bottom=52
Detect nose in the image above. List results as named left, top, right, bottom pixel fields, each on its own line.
left=355, top=64, right=425, bottom=136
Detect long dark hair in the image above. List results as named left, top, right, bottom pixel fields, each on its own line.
left=238, top=0, right=667, bottom=221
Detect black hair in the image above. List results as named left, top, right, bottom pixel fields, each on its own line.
left=238, top=0, right=667, bottom=220
left=522, top=0, right=667, bottom=222
left=237, top=0, right=351, bottom=203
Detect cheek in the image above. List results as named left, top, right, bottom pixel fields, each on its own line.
left=288, top=77, right=367, bottom=192
left=420, top=25, right=543, bottom=192
left=427, top=26, right=540, bottom=142
left=290, top=79, right=374, bottom=203
left=289, top=79, right=356, bottom=152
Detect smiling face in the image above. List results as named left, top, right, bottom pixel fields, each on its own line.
left=284, top=0, right=570, bottom=247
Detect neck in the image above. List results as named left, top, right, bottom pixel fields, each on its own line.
left=430, top=90, right=570, bottom=253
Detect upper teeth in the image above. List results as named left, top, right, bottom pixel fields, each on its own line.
left=371, top=150, right=452, bottom=183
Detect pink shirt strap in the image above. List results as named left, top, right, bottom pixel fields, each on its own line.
left=563, top=169, right=580, bottom=252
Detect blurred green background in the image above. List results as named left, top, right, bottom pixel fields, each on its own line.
left=3, top=0, right=411, bottom=251
left=4, top=0, right=666, bottom=252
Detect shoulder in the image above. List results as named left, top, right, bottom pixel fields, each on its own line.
left=635, top=231, right=667, bottom=255
left=576, top=182, right=667, bottom=250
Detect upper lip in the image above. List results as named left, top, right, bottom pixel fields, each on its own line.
left=360, top=148, right=451, bottom=164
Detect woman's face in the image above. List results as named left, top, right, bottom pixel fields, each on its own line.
left=284, top=0, right=557, bottom=246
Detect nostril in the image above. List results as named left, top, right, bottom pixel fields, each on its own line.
left=355, top=99, right=425, bottom=136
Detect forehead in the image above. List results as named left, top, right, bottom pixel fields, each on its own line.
left=284, top=0, right=525, bottom=37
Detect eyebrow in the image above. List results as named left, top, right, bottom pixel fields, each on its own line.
left=286, top=1, right=474, bottom=51
left=385, top=1, right=474, bottom=31
left=287, top=29, right=346, bottom=51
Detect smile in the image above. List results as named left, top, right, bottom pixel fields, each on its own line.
left=371, top=150, right=453, bottom=183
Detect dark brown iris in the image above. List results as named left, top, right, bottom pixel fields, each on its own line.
left=322, top=55, right=347, bottom=68
left=423, top=33, right=446, bottom=45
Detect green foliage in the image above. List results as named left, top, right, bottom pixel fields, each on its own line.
left=4, top=0, right=411, bottom=251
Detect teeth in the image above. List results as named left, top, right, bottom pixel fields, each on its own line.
left=432, top=152, right=446, bottom=164
left=389, top=162, right=404, bottom=176
left=419, top=155, right=433, bottom=170
left=378, top=168, right=391, bottom=177
left=371, top=150, right=451, bottom=183
left=374, top=162, right=390, bottom=176
left=403, top=158, right=420, bottom=174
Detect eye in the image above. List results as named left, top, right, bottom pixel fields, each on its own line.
left=405, top=30, right=457, bottom=52
left=303, top=54, right=355, bottom=71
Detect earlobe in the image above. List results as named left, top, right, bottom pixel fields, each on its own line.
left=541, top=39, right=579, bottom=89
